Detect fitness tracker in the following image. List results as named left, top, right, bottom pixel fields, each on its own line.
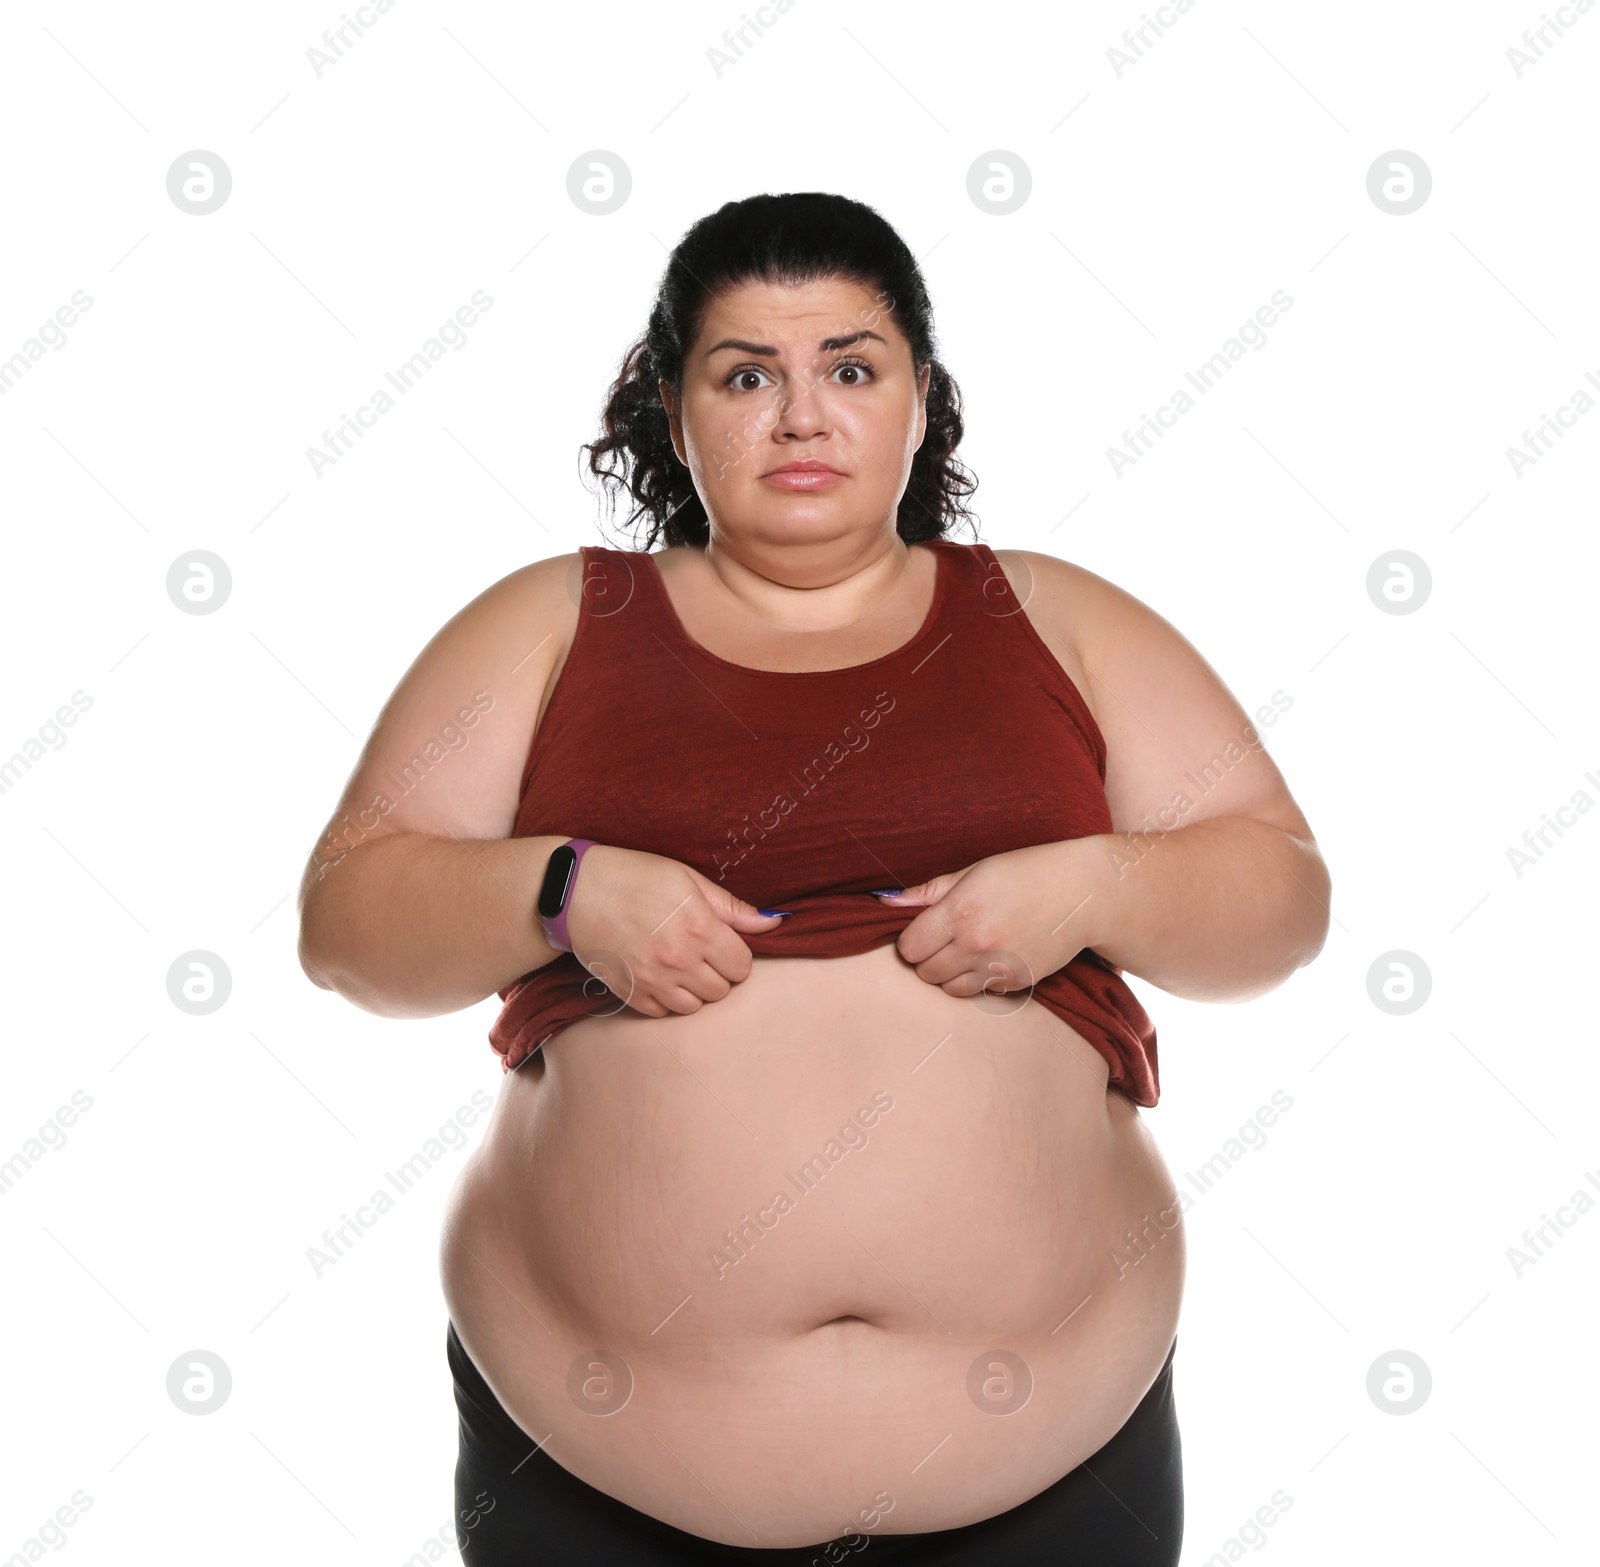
left=537, top=838, right=599, bottom=952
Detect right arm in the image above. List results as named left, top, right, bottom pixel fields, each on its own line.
left=296, top=557, right=577, bottom=1017
left=296, top=553, right=784, bottom=1019
left=299, top=833, right=576, bottom=1018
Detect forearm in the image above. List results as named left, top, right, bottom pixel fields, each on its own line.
left=298, top=832, right=568, bottom=1017
left=1070, top=817, right=1332, bottom=1003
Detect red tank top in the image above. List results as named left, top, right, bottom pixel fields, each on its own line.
left=489, top=538, right=1160, bottom=1106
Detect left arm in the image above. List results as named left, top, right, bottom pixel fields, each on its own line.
left=1070, top=817, right=1330, bottom=1003
left=885, top=551, right=1332, bottom=1003
left=1038, top=549, right=1331, bottom=1002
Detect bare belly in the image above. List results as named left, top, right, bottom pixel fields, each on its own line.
left=439, top=942, right=1185, bottom=1549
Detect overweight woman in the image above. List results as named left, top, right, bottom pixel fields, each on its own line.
left=297, top=192, right=1330, bottom=1565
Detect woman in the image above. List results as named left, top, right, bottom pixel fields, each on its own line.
left=297, top=192, right=1330, bottom=1565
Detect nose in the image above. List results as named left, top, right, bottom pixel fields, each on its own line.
left=771, top=377, right=830, bottom=444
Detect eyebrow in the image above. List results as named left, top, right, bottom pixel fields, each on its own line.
left=703, top=329, right=888, bottom=358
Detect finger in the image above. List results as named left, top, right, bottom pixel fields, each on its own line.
left=915, top=943, right=1032, bottom=994
left=720, top=901, right=792, bottom=933
left=622, top=992, right=669, bottom=1018
left=876, top=865, right=976, bottom=906
left=688, top=870, right=788, bottom=932
left=910, top=945, right=974, bottom=988
left=680, top=959, right=735, bottom=1004
left=655, top=983, right=707, bottom=1016
left=653, top=937, right=732, bottom=997
left=894, top=903, right=961, bottom=965
left=938, top=969, right=991, bottom=998
left=944, top=959, right=1029, bottom=999
left=876, top=878, right=945, bottom=907
left=702, top=925, right=757, bottom=987
left=976, top=949, right=1037, bottom=994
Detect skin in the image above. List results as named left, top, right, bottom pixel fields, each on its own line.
left=650, top=275, right=1330, bottom=1004
left=301, top=271, right=1330, bottom=1549
left=656, top=275, right=933, bottom=612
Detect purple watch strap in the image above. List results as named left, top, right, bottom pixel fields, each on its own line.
left=541, top=838, right=598, bottom=953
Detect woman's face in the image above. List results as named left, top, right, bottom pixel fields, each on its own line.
left=661, top=275, right=931, bottom=549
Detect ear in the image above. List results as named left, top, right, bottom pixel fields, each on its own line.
left=660, top=378, right=688, bottom=467
left=912, top=361, right=931, bottom=453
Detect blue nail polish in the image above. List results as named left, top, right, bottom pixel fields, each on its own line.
left=758, top=909, right=792, bottom=917
left=869, top=889, right=902, bottom=897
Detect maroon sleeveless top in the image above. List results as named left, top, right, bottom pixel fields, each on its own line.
left=488, top=538, right=1160, bottom=1106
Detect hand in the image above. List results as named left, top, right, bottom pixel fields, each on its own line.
left=564, top=845, right=789, bottom=1017
left=874, top=840, right=1101, bottom=998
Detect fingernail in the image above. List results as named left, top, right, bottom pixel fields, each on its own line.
left=758, top=909, right=792, bottom=918
left=870, top=889, right=903, bottom=897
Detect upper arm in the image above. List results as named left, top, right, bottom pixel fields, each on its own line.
left=301, top=552, right=582, bottom=884
left=996, top=550, right=1315, bottom=842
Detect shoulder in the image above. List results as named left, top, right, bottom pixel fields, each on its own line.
left=382, top=548, right=589, bottom=756
left=980, top=546, right=1225, bottom=757
left=978, top=547, right=1134, bottom=712
left=422, top=551, right=585, bottom=675
left=453, top=550, right=585, bottom=621
left=986, top=547, right=1137, bottom=634
left=984, top=547, right=1191, bottom=675
left=986, top=545, right=1312, bottom=837
left=304, top=550, right=589, bottom=854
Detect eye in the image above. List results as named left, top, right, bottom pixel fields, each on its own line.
left=829, top=356, right=877, bottom=386
left=722, top=364, right=774, bottom=392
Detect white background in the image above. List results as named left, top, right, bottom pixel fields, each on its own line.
left=1, top=1, right=1595, bottom=1562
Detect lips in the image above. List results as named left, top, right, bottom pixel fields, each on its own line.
left=762, top=461, right=844, bottom=491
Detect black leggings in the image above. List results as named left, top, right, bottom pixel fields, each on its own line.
left=449, top=1322, right=1183, bottom=1566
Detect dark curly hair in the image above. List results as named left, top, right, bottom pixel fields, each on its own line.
left=581, top=191, right=978, bottom=550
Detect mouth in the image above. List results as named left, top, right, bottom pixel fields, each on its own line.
left=762, top=460, right=844, bottom=491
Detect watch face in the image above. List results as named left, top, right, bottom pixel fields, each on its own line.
left=536, top=845, right=578, bottom=919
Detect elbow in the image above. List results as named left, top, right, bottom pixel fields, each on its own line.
left=296, top=901, right=459, bottom=1020
left=1298, top=852, right=1333, bottom=970
left=295, top=850, right=397, bottom=1011
left=1296, top=919, right=1331, bottom=972
left=1234, top=853, right=1331, bottom=999
left=1288, top=885, right=1332, bottom=973
left=297, top=896, right=346, bottom=996
left=297, top=928, right=337, bottom=995
left=1279, top=831, right=1332, bottom=975
left=298, top=919, right=397, bottom=1015
left=296, top=942, right=437, bottom=1018
left=296, top=851, right=345, bottom=993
